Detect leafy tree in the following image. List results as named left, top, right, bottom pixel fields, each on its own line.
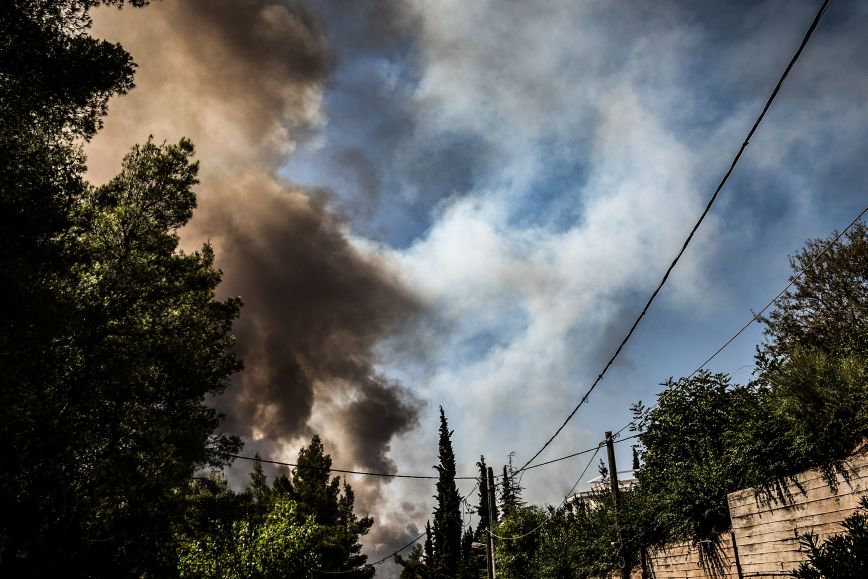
left=246, top=454, right=273, bottom=522
left=494, top=505, right=546, bottom=579
left=178, top=497, right=322, bottom=579
left=752, top=224, right=868, bottom=484
left=793, top=497, right=868, bottom=579
left=758, top=222, right=867, bottom=363
left=397, top=522, right=435, bottom=579
left=294, top=435, right=341, bottom=524
left=1, top=2, right=244, bottom=575
left=494, top=502, right=620, bottom=579
left=763, top=349, right=868, bottom=484
left=272, top=472, right=295, bottom=498
left=2, top=135, right=243, bottom=577
left=432, top=407, right=462, bottom=577
left=457, top=526, right=479, bottom=579
left=542, top=503, right=621, bottom=578
left=292, top=435, right=374, bottom=577
left=633, top=372, right=763, bottom=544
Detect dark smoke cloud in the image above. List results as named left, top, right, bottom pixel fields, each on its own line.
left=87, top=0, right=421, bottom=479
left=197, top=174, right=421, bottom=463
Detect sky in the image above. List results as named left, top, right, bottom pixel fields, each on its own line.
left=86, top=0, right=868, bottom=575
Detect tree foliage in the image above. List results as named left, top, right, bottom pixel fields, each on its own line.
left=626, top=224, right=868, bottom=551
left=178, top=437, right=374, bottom=579
left=758, top=222, right=867, bottom=363
left=291, top=435, right=374, bottom=578
left=632, top=373, right=762, bottom=543
left=432, top=407, right=462, bottom=577
left=500, top=453, right=524, bottom=518
left=2, top=0, right=383, bottom=576
left=494, top=501, right=620, bottom=579
left=2, top=133, right=243, bottom=577
left=178, top=496, right=322, bottom=579
left=395, top=543, right=428, bottom=579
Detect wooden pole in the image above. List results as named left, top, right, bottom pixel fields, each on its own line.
left=606, top=431, right=629, bottom=579
left=487, top=466, right=497, bottom=579
left=482, top=470, right=494, bottom=579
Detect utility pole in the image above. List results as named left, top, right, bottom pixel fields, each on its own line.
left=481, top=469, right=494, bottom=579
left=606, top=431, right=629, bottom=579
left=487, top=466, right=497, bottom=579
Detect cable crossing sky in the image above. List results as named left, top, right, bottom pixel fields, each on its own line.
left=513, top=0, right=832, bottom=476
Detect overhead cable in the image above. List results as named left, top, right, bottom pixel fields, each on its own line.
left=612, top=205, right=867, bottom=439
left=218, top=451, right=479, bottom=480
left=318, top=484, right=481, bottom=574
left=514, top=0, right=832, bottom=475
left=488, top=442, right=605, bottom=541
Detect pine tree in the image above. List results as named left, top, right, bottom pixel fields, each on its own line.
left=293, top=435, right=374, bottom=577
left=395, top=544, right=428, bottom=579
left=432, top=407, right=462, bottom=577
left=272, top=472, right=295, bottom=498
left=248, top=453, right=272, bottom=520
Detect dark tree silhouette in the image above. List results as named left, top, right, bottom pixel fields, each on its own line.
left=432, top=407, right=462, bottom=577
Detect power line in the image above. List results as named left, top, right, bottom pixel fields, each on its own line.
left=218, top=452, right=479, bottom=480
left=497, top=433, right=639, bottom=481
left=612, top=205, right=867, bottom=439
left=319, top=484, right=480, bottom=574
left=370, top=533, right=426, bottom=566
left=522, top=440, right=607, bottom=472
left=685, top=205, right=867, bottom=380
left=317, top=533, right=425, bottom=575
left=514, top=0, right=831, bottom=475
left=565, top=443, right=606, bottom=499
left=488, top=443, right=605, bottom=541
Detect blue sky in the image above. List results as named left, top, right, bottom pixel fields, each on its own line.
left=89, top=0, right=868, bottom=572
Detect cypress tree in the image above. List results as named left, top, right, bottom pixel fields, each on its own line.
left=424, top=520, right=434, bottom=566
left=432, top=407, right=462, bottom=577
left=501, top=465, right=515, bottom=516
left=475, top=456, right=491, bottom=540
left=500, top=453, right=524, bottom=517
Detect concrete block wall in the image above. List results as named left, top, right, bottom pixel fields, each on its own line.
left=632, top=451, right=868, bottom=578
left=726, top=451, right=868, bottom=577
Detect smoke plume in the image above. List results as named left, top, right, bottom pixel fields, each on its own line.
left=87, top=0, right=421, bottom=479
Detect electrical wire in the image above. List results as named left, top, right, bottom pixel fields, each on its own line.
left=487, top=443, right=604, bottom=541
left=564, top=443, right=607, bottom=499
left=521, top=442, right=603, bottom=471
left=317, top=532, right=425, bottom=575
left=612, top=205, right=867, bottom=440
left=318, top=484, right=481, bottom=574
left=217, top=451, right=479, bottom=480
left=514, top=0, right=832, bottom=476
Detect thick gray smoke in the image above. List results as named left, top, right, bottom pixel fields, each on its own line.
left=87, top=0, right=422, bottom=480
